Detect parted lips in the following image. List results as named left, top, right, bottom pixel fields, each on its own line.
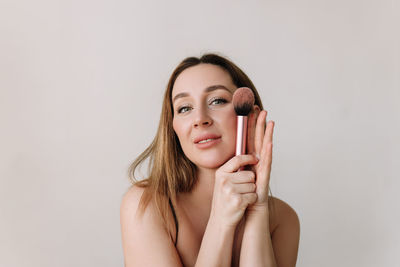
left=232, top=87, right=255, bottom=116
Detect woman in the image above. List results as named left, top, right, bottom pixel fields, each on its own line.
left=120, top=54, right=300, bottom=267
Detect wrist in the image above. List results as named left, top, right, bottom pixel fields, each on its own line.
left=245, top=205, right=270, bottom=223
left=246, top=203, right=269, bottom=215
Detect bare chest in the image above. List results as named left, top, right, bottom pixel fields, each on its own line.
left=169, top=196, right=277, bottom=267
left=175, top=215, right=246, bottom=267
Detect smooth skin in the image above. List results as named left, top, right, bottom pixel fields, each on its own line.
left=121, top=64, right=300, bottom=267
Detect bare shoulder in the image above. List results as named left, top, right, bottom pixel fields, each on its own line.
left=269, top=196, right=300, bottom=267
left=120, top=185, right=182, bottom=267
left=269, top=197, right=300, bottom=227
left=120, top=185, right=144, bottom=214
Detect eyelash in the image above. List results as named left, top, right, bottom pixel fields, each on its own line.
left=210, top=97, right=228, bottom=105
left=177, top=97, right=228, bottom=114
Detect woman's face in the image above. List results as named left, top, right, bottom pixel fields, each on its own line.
left=172, top=64, right=237, bottom=169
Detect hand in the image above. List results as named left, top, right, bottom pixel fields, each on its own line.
left=210, top=155, right=259, bottom=228
left=246, top=108, right=275, bottom=212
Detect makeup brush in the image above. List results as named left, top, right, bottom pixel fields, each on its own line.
left=232, top=87, right=255, bottom=157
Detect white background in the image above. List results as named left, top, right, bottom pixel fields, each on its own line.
left=1, top=0, right=399, bottom=266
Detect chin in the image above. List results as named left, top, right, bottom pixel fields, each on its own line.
left=191, top=151, right=235, bottom=169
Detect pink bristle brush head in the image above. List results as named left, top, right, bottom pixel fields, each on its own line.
left=232, top=87, right=255, bottom=157
left=232, top=87, right=255, bottom=116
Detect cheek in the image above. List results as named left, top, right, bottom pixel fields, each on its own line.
left=172, top=119, right=180, bottom=137
left=222, top=110, right=238, bottom=134
left=214, top=110, right=237, bottom=145
left=172, top=118, right=188, bottom=142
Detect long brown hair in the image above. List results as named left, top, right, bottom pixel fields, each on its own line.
left=128, top=53, right=272, bottom=226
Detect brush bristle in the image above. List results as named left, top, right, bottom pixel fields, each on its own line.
left=232, top=87, right=255, bottom=116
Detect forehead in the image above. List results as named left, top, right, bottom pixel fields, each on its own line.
left=172, top=64, right=235, bottom=96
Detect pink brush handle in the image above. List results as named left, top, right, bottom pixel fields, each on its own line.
left=235, top=116, right=248, bottom=171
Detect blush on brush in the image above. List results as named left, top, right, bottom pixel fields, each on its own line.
left=232, top=87, right=255, bottom=116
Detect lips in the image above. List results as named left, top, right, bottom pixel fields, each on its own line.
left=193, top=134, right=221, bottom=144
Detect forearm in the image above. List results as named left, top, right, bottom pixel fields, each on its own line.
left=239, top=209, right=277, bottom=267
left=195, top=217, right=236, bottom=267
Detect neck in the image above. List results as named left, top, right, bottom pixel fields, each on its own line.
left=179, top=166, right=217, bottom=218
left=194, top=166, right=217, bottom=202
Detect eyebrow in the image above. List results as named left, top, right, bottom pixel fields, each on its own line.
left=172, top=85, right=232, bottom=104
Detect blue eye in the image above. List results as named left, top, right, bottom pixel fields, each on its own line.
left=177, top=106, right=192, bottom=114
left=210, top=98, right=228, bottom=105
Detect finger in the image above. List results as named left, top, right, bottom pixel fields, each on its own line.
left=265, top=120, right=274, bottom=144
left=260, top=121, right=274, bottom=164
left=246, top=106, right=259, bottom=155
left=246, top=112, right=256, bottom=155
left=220, top=154, right=259, bottom=173
left=230, top=183, right=256, bottom=194
left=254, top=110, right=267, bottom=157
left=257, top=122, right=274, bottom=192
left=231, top=170, right=255, bottom=184
left=242, top=192, right=258, bottom=206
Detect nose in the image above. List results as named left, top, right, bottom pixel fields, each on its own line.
left=193, top=107, right=213, bottom=128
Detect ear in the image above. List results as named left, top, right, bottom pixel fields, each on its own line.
left=253, top=105, right=261, bottom=114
